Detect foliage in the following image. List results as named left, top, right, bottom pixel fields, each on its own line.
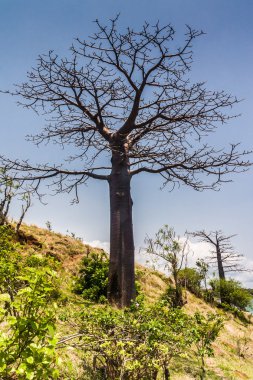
left=218, top=303, right=249, bottom=324
left=78, top=302, right=194, bottom=379
left=73, top=251, right=109, bottom=303
left=210, top=278, right=252, bottom=311
left=178, top=267, right=203, bottom=297
left=196, top=259, right=209, bottom=289
left=60, top=301, right=224, bottom=380
left=0, top=225, right=59, bottom=379
left=146, top=225, right=188, bottom=307
left=192, top=312, right=224, bottom=380
left=161, top=284, right=184, bottom=308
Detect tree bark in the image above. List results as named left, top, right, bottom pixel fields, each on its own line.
left=107, top=148, right=135, bottom=307
left=216, top=245, right=225, bottom=281
left=216, top=244, right=226, bottom=303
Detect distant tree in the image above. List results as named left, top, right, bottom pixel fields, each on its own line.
left=0, top=178, right=12, bottom=225
left=0, top=169, right=31, bottom=231
left=189, top=230, right=247, bottom=281
left=196, top=258, right=209, bottom=292
left=15, top=192, right=32, bottom=233
left=189, top=230, right=251, bottom=302
left=0, top=17, right=251, bottom=306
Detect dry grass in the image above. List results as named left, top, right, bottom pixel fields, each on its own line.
left=136, top=265, right=169, bottom=302
left=18, top=223, right=104, bottom=274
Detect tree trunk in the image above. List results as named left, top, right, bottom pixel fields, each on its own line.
left=216, top=245, right=225, bottom=303
left=173, top=270, right=183, bottom=307
left=216, top=246, right=225, bottom=281
left=107, top=148, right=135, bottom=307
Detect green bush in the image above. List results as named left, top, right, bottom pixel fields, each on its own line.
left=68, top=301, right=224, bottom=380
left=79, top=302, right=194, bottom=379
left=178, top=268, right=203, bottom=297
left=162, top=284, right=184, bottom=307
left=0, top=225, right=59, bottom=379
left=210, top=278, right=252, bottom=311
left=73, top=251, right=109, bottom=302
left=74, top=251, right=142, bottom=304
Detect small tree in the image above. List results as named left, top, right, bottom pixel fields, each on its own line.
left=0, top=170, right=32, bottom=231
left=146, top=226, right=188, bottom=306
left=0, top=225, right=59, bottom=379
left=196, top=259, right=209, bottom=292
left=1, top=17, right=251, bottom=306
left=0, top=172, right=16, bottom=225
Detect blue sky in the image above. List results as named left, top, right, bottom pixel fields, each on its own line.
left=0, top=0, right=252, bottom=284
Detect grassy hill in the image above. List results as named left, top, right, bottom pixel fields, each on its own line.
left=1, top=223, right=253, bottom=379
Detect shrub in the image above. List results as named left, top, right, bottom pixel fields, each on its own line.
left=79, top=302, right=195, bottom=379
left=210, top=278, right=252, bottom=311
left=0, top=225, right=59, bottom=379
left=74, top=251, right=142, bottom=304
left=73, top=251, right=109, bottom=302
left=162, top=284, right=184, bottom=307
left=192, top=312, right=223, bottom=380
left=178, top=267, right=203, bottom=296
left=68, top=302, right=223, bottom=379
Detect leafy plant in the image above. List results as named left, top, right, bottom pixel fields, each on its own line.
left=192, top=312, right=223, bottom=380
left=77, top=302, right=195, bottom=379
left=178, top=267, right=203, bottom=297
left=196, top=259, right=209, bottom=292
left=210, top=278, right=252, bottom=311
left=145, top=226, right=188, bottom=307
left=73, top=251, right=109, bottom=303
left=0, top=225, right=59, bottom=379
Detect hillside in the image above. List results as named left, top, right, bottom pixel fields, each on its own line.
left=1, top=223, right=253, bottom=380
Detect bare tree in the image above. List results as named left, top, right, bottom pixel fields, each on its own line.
left=189, top=230, right=247, bottom=281
left=0, top=17, right=251, bottom=306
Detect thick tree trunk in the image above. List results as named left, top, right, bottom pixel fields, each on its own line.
left=107, top=149, right=135, bottom=307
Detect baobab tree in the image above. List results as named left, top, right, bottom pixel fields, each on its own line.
left=0, top=17, right=251, bottom=306
left=189, top=230, right=247, bottom=281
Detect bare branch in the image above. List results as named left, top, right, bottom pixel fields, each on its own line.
left=189, top=230, right=251, bottom=279
left=1, top=16, right=251, bottom=198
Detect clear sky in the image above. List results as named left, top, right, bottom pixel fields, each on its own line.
left=0, top=0, right=252, bottom=284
